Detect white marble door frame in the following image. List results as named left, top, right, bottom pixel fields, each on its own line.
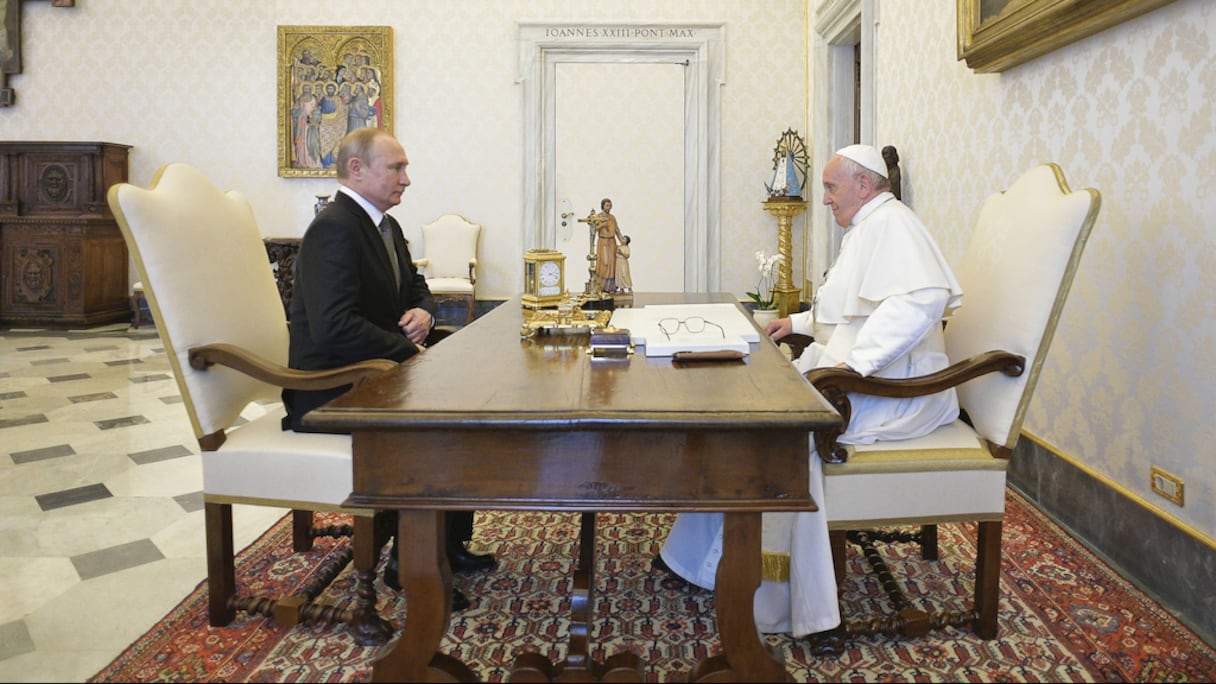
left=517, top=22, right=725, bottom=292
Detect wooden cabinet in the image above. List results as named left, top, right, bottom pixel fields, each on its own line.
left=0, top=141, right=132, bottom=326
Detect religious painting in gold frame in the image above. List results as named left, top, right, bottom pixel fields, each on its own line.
left=2, top=0, right=76, bottom=107
left=277, top=25, right=393, bottom=178
left=957, top=0, right=1178, bottom=73
left=1, top=0, right=21, bottom=78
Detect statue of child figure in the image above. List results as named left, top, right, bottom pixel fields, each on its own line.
left=615, top=235, right=632, bottom=292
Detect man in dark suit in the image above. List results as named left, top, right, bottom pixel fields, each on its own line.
left=283, top=127, right=494, bottom=610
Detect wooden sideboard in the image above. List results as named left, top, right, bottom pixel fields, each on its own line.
left=0, top=141, right=132, bottom=326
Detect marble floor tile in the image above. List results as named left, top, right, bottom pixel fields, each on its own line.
left=35, top=484, right=113, bottom=511
left=22, top=557, right=209, bottom=655
left=0, top=620, right=35, bottom=661
left=102, top=455, right=202, bottom=499
left=0, top=648, right=116, bottom=684
left=127, top=444, right=192, bottom=465
left=9, top=444, right=75, bottom=465
left=0, top=414, right=50, bottom=430
left=0, top=556, right=81, bottom=625
left=1, top=453, right=134, bottom=498
left=35, top=496, right=194, bottom=558
left=72, top=538, right=165, bottom=580
left=0, top=325, right=287, bottom=682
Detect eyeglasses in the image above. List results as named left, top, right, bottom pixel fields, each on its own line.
left=657, top=316, right=725, bottom=341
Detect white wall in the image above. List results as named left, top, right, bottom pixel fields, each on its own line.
left=2, top=0, right=808, bottom=303
left=843, top=0, right=1215, bottom=543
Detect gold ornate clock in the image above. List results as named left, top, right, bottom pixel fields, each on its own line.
left=522, top=248, right=566, bottom=309
left=520, top=307, right=613, bottom=337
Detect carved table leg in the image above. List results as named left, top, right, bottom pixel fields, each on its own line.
left=566, top=511, right=597, bottom=675
left=690, top=512, right=790, bottom=683
left=371, top=510, right=476, bottom=682
left=347, top=514, right=392, bottom=646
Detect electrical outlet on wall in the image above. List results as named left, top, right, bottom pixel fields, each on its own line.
left=1150, top=466, right=1184, bottom=506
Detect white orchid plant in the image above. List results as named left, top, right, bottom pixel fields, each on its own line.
left=746, top=250, right=783, bottom=310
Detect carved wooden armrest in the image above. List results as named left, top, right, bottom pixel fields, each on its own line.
left=777, top=332, right=814, bottom=360
left=188, top=343, right=397, bottom=391
left=468, top=258, right=478, bottom=284
left=805, top=350, right=1025, bottom=463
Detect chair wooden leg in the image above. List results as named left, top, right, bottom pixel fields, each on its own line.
left=464, top=295, right=474, bottom=324
left=292, top=509, right=314, bottom=552
left=920, top=523, right=939, bottom=560
left=835, top=523, right=999, bottom=642
left=131, top=291, right=144, bottom=328
left=973, top=520, right=1003, bottom=639
left=204, top=501, right=236, bottom=626
left=829, top=529, right=847, bottom=585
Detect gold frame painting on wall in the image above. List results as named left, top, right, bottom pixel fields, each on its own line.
left=957, top=0, right=1178, bottom=73
left=277, top=25, right=393, bottom=178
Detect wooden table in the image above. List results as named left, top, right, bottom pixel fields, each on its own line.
left=305, top=293, right=841, bottom=682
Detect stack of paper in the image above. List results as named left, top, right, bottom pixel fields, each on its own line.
left=609, top=303, right=757, bottom=357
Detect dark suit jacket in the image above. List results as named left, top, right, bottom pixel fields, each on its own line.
left=283, top=190, right=435, bottom=431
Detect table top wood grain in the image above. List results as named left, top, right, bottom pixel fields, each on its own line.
left=308, top=292, right=836, bottom=434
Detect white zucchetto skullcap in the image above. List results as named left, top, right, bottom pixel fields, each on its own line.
left=835, top=144, right=888, bottom=178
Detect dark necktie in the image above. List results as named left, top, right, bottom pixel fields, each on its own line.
left=379, top=218, right=401, bottom=290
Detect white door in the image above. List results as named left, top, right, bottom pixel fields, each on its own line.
left=554, top=62, right=685, bottom=293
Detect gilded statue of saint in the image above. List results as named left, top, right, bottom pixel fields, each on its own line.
left=579, top=198, right=626, bottom=294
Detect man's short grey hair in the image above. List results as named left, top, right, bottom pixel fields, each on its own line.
left=336, top=127, right=390, bottom=180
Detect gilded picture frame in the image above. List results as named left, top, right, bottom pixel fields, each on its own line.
left=277, top=25, right=393, bottom=178
left=1, top=0, right=21, bottom=106
left=957, top=0, right=1178, bottom=73
left=2, top=0, right=20, bottom=76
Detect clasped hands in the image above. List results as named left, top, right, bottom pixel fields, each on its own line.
left=398, top=308, right=434, bottom=349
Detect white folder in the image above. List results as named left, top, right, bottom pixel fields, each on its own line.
left=609, top=303, right=758, bottom=357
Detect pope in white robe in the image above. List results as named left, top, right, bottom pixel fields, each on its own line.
left=659, top=144, right=964, bottom=637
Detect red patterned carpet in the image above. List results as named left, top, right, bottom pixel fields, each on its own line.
left=92, top=489, right=1215, bottom=682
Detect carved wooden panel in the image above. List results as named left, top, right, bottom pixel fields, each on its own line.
left=264, top=237, right=300, bottom=317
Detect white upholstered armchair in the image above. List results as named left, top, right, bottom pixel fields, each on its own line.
left=806, top=163, right=1100, bottom=641
left=107, top=163, right=397, bottom=646
left=413, top=213, right=481, bottom=324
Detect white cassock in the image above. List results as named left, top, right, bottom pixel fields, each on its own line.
left=660, top=191, right=964, bottom=636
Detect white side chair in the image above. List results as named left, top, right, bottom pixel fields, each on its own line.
left=807, top=163, right=1100, bottom=641
left=413, top=213, right=481, bottom=324
left=107, top=163, right=396, bottom=646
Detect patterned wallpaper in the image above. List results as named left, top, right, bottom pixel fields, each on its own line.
left=866, top=0, right=1215, bottom=540
left=3, top=0, right=806, bottom=305
left=8, top=0, right=1209, bottom=542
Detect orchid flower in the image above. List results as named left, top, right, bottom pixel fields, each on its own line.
left=746, top=250, right=783, bottom=310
